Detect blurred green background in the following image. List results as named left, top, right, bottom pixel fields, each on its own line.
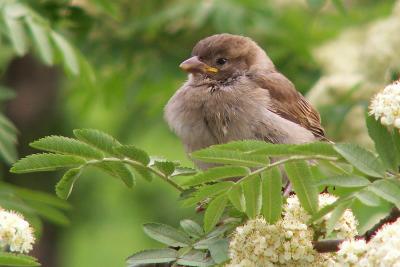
left=0, top=0, right=399, bottom=266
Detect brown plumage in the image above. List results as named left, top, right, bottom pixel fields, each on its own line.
left=164, top=34, right=325, bottom=168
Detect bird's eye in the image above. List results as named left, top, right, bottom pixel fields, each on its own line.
left=216, top=58, right=228, bottom=65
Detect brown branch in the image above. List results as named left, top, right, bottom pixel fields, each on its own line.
left=313, top=207, right=400, bottom=253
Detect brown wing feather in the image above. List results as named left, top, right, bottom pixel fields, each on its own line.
left=249, top=71, right=325, bottom=139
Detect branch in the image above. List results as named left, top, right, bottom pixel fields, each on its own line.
left=313, top=207, right=400, bottom=253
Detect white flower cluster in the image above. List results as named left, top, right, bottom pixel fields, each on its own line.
left=0, top=208, right=35, bottom=253
left=369, top=81, right=400, bottom=128
left=227, top=194, right=357, bottom=266
left=284, top=194, right=358, bottom=239
left=335, top=239, right=368, bottom=267
left=336, top=218, right=400, bottom=266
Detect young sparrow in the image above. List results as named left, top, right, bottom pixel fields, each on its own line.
left=164, top=34, right=325, bottom=168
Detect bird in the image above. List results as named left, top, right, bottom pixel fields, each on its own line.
left=164, top=33, right=325, bottom=169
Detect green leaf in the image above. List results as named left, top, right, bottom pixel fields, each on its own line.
left=132, top=165, right=153, bottom=182
left=334, top=143, right=385, bottom=178
left=99, top=161, right=135, bottom=187
left=10, top=153, right=86, bottom=173
left=50, top=31, right=79, bottom=74
left=204, top=194, right=228, bottom=232
left=56, top=168, right=81, bottom=199
left=73, top=129, right=121, bottom=155
left=154, top=161, right=175, bottom=176
left=262, top=167, right=282, bottom=224
left=228, top=184, right=246, bottom=212
left=25, top=16, right=53, bottom=65
left=126, top=249, right=177, bottom=266
left=356, top=189, right=381, bottom=207
left=191, top=148, right=268, bottom=167
left=176, top=250, right=214, bottom=267
left=143, top=223, right=191, bottom=247
left=0, top=125, right=17, bottom=164
left=3, top=5, right=28, bottom=55
left=366, top=115, right=400, bottom=171
left=309, top=194, right=354, bottom=223
left=0, top=252, right=40, bottom=266
left=326, top=200, right=352, bottom=236
left=315, top=175, right=370, bottom=188
left=250, top=142, right=339, bottom=157
left=0, top=85, right=17, bottom=101
left=208, top=239, right=229, bottom=264
left=183, top=166, right=249, bottom=186
left=285, top=161, right=319, bottom=215
left=30, top=136, right=104, bottom=159
left=0, top=182, right=71, bottom=210
left=181, top=182, right=234, bottom=207
left=180, top=219, right=204, bottom=238
left=113, top=145, right=150, bottom=165
left=369, top=180, right=400, bottom=208
left=242, top=175, right=262, bottom=218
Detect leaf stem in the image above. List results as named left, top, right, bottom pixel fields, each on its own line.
left=86, top=157, right=185, bottom=192
left=237, top=155, right=339, bottom=184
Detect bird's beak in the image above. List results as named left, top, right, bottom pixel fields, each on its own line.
left=179, top=56, right=218, bottom=74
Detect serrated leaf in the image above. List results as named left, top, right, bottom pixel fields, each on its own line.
left=126, top=248, right=177, bottom=266
left=99, top=161, right=135, bottom=187
left=73, top=129, right=120, bottom=155
left=50, top=31, right=79, bottom=74
left=249, top=141, right=338, bottom=157
left=154, top=161, right=175, bottom=176
left=10, top=153, right=85, bottom=173
left=181, top=182, right=234, bottom=207
left=204, top=194, right=228, bottom=232
left=30, top=136, right=104, bottom=159
left=192, top=148, right=268, bottom=167
left=356, top=189, right=381, bottom=207
left=25, top=16, right=53, bottom=65
left=132, top=165, right=153, bottom=182
left=143, top=223, right=191, bottom=247
left=176, top=250, right=214, bottom=267
left=208, top=239, right=229, bottom=264
left=334, top=143, right=385, bottom=178
left=285, top=161, right=319, bottom=215
left=183, top=166, right=249, bottom=186
left=56, top=168, right=81, bottom=199
left=369, top=180, right=400, bottom=208
left=3, top=6, right=28, bottom=55
left=228, top=184, right=246, bottom=212
left=315, top=175, right=370, bottom=188
left=262, top=167, right=282, bottom=224
left=0, top=252, right=40, bottom=266
left=366, top=115, right=400, bottom=171
left=180, top=219, right=204, bottom=238
left=242, top=175, right=262, bottom=218
left=113, top=145, right=149, bottom=165
left=326, top=200, right=352, bottom=236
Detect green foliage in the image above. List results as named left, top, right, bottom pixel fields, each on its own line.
left=0, top=252, right=40, bottom=266
left=9, top=108, right=400, bottom=266
left=0, top=112, right=18, bottom=164
left=0, top=0, right=93, bottom=78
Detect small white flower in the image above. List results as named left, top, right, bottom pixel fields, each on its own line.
left=369, top=80, right=400, bottom=129
left=0, top=208, right=35, bottom=253
left=336, top=239, right=368, bottom=267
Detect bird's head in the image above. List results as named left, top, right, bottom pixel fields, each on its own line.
left=180, top=33, right=274, bottom=83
